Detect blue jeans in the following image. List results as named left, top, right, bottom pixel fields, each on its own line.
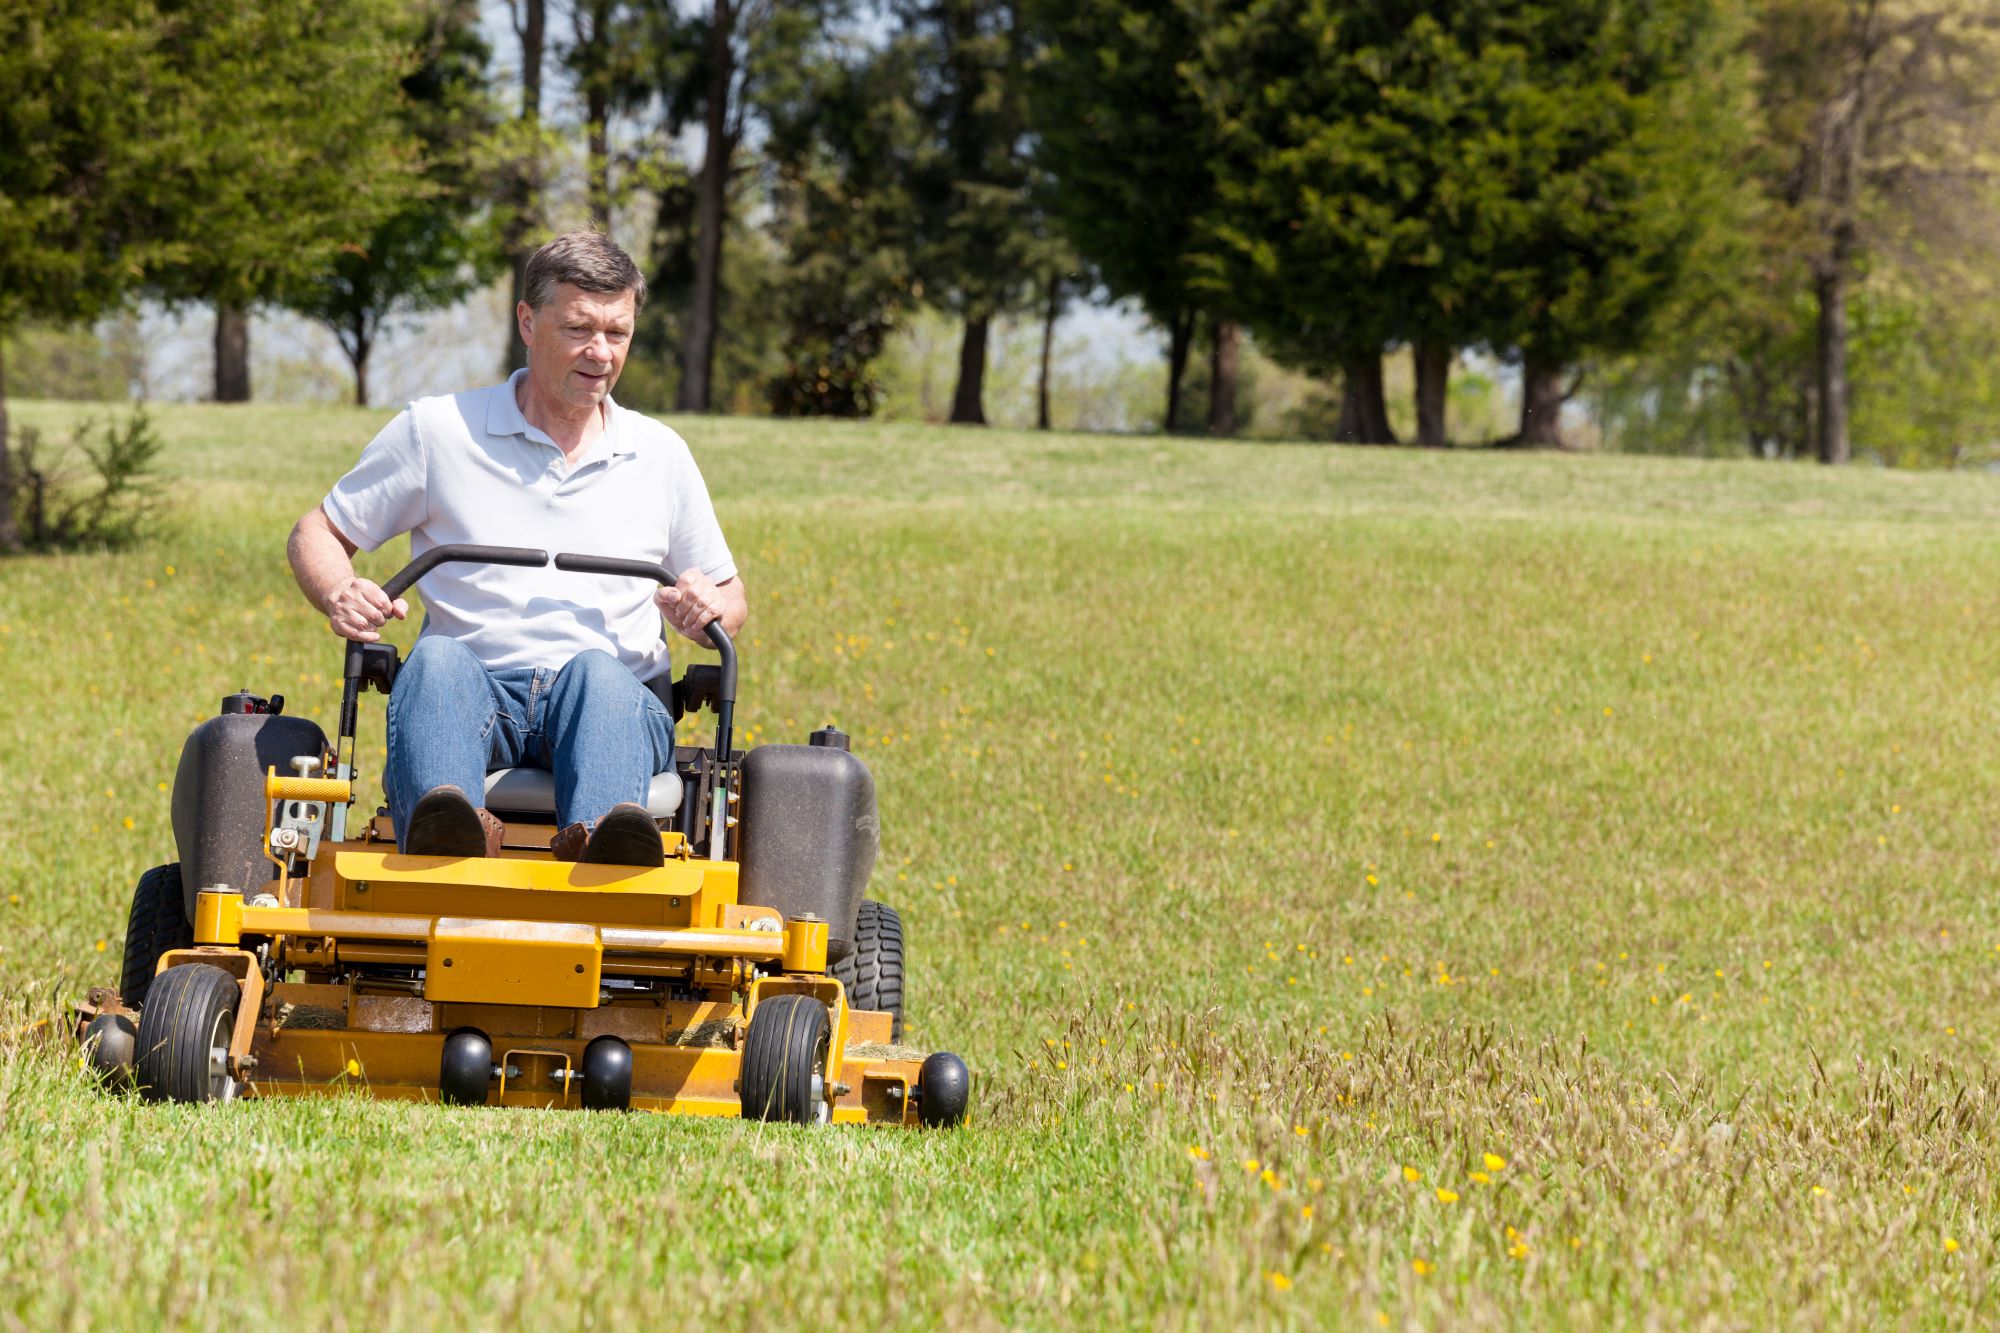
left=383, top=637, right=675, bottom=849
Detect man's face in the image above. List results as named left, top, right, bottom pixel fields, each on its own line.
left=517, top=283, right=637, bottom=411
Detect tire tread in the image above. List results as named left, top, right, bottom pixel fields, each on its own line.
left=120, top=863, right=192, bottom=1008
left=830, top=900, right=904, bottom=1041
left=134, top=963, right=239, bottom=1103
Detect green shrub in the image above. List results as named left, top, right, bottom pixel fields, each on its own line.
left=8, top=409, right=164, bottom=550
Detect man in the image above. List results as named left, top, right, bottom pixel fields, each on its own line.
left=287, top=231, right=746, bottom=865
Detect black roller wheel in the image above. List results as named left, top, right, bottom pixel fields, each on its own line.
left=917, top=1051, right=971, bottom=1128
left=120, top=863, right=193, bottom=1009
left=740, top=993, right=831, bottom=1125
left=830, top=899, right=904, bottom=1041
left=439, top=1028, right=493, bottom=1106
left=581, top=1036, right=633, bottom=1110
left=82, top=1012, right=138, bottom=1086
left=134, top=963, right=240, bottom=1104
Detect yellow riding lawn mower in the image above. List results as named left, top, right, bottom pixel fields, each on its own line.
left=73, top=545, right=969, bottom=1127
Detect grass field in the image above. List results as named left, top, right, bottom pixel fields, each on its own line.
left=5, top=400, right=2000, bottom=1327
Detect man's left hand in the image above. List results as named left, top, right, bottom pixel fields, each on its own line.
left=657, top=569, right=725, bottom=643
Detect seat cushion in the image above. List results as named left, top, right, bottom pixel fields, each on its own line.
left=482, top=768, right=684, bottom=820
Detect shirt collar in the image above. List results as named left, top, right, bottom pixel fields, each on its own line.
left=486, top=368, right=635, bottom=457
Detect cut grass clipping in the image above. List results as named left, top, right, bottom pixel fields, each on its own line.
left=3, top=401, right=2000, bottom=1326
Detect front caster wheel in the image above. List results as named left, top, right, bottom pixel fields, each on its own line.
left=135, top=964, right=240, bottom=1104
left=740, top=993, right=831, bottom=1125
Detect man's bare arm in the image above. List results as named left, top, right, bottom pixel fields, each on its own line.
left=287, top=507, right=408, bottom=642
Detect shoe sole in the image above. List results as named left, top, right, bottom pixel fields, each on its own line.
left=582, top=808, right=665, bottom=867
left=405, top=790, right=487, bottom=857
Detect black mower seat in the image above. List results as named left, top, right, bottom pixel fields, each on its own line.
left=481, top=768, right=684, bottom=820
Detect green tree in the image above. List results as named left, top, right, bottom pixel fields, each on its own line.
left=279, top=0, right=504, bottom=406
left=1191, top=0, right=1729, bottom=448
left=144, top=0, right=424, bottom=403
left=761, top=35, right=923, bottom=417
left=0, top=3, right=189, bottom=550
left=1027, top=0, right=1234, bottom=433
left=1751, top=0, right=2000, bottom=463
left=897, top=0, right=1040, bottom=425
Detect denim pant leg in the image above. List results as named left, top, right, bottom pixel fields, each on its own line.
left=536, top=649, right=676, bottom=830
left=384, top=637, right=520, bottom=850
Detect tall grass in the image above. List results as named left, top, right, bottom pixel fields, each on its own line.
left=3, top=401, right=1999, bottom=1326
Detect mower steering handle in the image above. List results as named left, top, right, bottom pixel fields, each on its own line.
left=551, top=552, right=737, bottom=703
left=381, top=544, right=549, bottom=599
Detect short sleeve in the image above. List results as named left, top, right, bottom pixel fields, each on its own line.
left=665, top=439, right=736, bottom=583
left=322, top=409, right=427, bottom=553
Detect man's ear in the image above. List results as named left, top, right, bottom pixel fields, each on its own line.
left=516, top=300, right=535, bottom=348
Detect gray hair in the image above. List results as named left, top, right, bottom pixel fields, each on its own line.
left=523, top=230, right=648, bottom=311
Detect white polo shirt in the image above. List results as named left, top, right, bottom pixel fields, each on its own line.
left=322, top=370, right=735, bottom=683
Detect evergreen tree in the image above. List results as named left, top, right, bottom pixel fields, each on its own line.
left=1027, top=0, right=1232, bottom=432
left=145, top=0, right=425, bottom=402
left=896, top=0, right=1040, bottom=425
left=1191, top=0, right=1726, bottom=447
left=279, top=0, right=504, bottom=406
left=762, top=35, right=923, bottom=417
left=0, top=3, right=180, bottom=549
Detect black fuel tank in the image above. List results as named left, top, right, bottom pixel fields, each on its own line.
left=168, top=710, right=329, bottom=923
left=737, top=744, right=878, bottom=964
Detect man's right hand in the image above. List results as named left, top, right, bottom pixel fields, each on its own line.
left=324, top=576, right=408, bottom=642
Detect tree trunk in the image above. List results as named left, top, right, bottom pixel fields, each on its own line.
left=502, top=0, right=546, bottom=377
left=1815, top=239, right=1852, bottom=464
left=350, top=322, right=372, bottom=409
left=214, top=301, right=251, bottom=403
left=1164, top=310, right=1195, bottom=433
left=1208, top=319, right=1239, bottom=437
left=1036, top=273, right=1058, bottom=431
left=580, top=0, right=612, bottom=232
left=950, top=316, right=989, bottom=425
left=0, top=339, right=17, bottom=552
left=587, top=89, right=610, bottom=234
left=1518, top=356, right=1568, bottom=448
left=676, top=0, right=735, bottom=414
left=1414, top=342, right=1450, bottom=447
left=1335, top=354, right=1395, bottom=444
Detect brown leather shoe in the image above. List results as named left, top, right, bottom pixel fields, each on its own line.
left=405, top=786, right=505, bottom=858
left=550, top=802, right=664, bottom=867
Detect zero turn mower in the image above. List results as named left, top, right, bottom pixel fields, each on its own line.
left=73, top=545, right=970, bottom=1126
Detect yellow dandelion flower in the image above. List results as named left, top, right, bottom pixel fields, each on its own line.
left=1294, top=1124, right=1309, bottom=1137
left=1484, top=1153, right=1507, bottom=1172
left=1266, top=1271, right=1292, bottom=1292
left=1261, top=1168, right=1279, bottom=1188
left=1411, top=1258, right=1433, bottom=1276
left=1244, top=1158, right=1261, bottom=1173
left=344, top=1058, right=361, bottom=1077
left=1403, top=1165, right=1422, bottom=1183
left=1301, top=1205, right=1314, bottom=1221
left=94, top=939, right=107, bottom=953
left=1946, top=1237, right=1960, bottom=1253
left=1188, top=1145, right=1209, bottom=1161
left=1435, top=1188, right=1459, bottom=1204
left=1469, top=1171, right=1491, bottom=1185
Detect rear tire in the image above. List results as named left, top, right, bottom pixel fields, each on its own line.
left=740, top=993, right=831, bottom=1124
left=120, top=863, right=192, bottom=1008
left=830, top=900, right=904, bottom=1041
left=134, top=963, right=240, bottom=1103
